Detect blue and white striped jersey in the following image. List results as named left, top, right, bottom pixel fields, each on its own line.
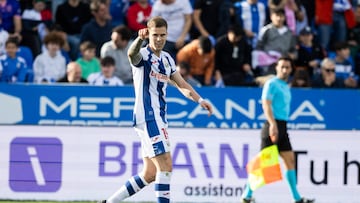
left=131, top=46, right=177, bottom=126
left=234, top=1, right=266, bottom=47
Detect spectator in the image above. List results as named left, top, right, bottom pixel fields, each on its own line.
left=151, top=0, right=193, bottom=58
left=192, top=0, right=232, bottom=40
left=299, top=0, right=315, bottom=26
left=176, top=36, right=215, bottom=86
left=233, top=0, right=267, bottom=48
left=215, top=25, right=254, bottom=86
left=252, top=8, right=297, bottom=76
left=46, top=26, right=72, bottom=65
left=331, top=41, right=358, bottom=88
left=315, top=0, right=353, bottom=50
left=21, top=0, right=52, bottom=57
left=176, top=61, right=202, bottom=88
left=33, top=31, right=66, bottom=83
left=0, top=37, right=27, bottom=83
left=76, top=41, right=101, bottom=80
left=105, top=0, right=129, bottom=28
left=268, top=0, right=300, bottom=34
left=80, top=0, right=113, bottom=57
left=290, top=68, right=311, bottom=87
left=55, top=0, right=92, bottom=61
left=295, top=26, right=325, bottom=78
left=331, top=41, right=354, bottom=78
left=312, top=58, right=346, bottom=88
left=100, top=25, right=133, bottom=84
left=347, top=4, right=360, bottom=76
left=16, top=45, right=34, bottom=70
left=87, top=56, right=124, bottom=86
left=0, top=0, right=22, bottom=42
left=0, top=27, right=9, bottom=56
left=126, top=0, right=152, bottom=37
left=57, top=61, right=88, bottom=83
left=294, top=0, right=308, bottom=35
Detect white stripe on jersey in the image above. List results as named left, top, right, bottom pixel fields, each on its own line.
left=131, top=46, right=176, bottom=125
left=238, top=1, right=266, bottom=35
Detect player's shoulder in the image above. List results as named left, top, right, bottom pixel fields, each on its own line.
left=161, top=50, right=173, bottom=58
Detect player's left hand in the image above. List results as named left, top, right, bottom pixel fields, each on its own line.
left=200, top=101, right=213, bottom=117
left=269, top=124, right=278, bottom=143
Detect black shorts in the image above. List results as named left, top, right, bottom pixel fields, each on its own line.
left=260, top=120, right=292, bottom=152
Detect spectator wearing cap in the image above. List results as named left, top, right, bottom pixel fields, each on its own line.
left=214, top=24, right=255, bottom=86
left=295, top=26, right=326, bottom=78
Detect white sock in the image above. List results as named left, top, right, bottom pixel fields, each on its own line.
left=107, top=174, right=148, bottom=203
left=155, top=171, right=172, bottom=203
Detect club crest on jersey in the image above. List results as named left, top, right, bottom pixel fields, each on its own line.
left=163, top=60, right=171, bottom=70
left=150, top=70, right=169, bottom=83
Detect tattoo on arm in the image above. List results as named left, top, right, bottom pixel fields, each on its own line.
left=128, top=37, right=144, bottom=65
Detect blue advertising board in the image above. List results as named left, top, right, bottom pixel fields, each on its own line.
left=0, top=84, right=359, bottom=130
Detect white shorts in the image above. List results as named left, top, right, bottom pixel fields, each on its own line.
left=134, top=120, right=170, bottom=158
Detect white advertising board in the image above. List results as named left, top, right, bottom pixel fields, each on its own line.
left=0, top=126, right=359, bottom=203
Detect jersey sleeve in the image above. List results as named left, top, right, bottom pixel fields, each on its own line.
left=261, top=79, right=274, bottom=101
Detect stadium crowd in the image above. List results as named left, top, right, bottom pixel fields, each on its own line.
left=0, top=0, right=359, bottom=88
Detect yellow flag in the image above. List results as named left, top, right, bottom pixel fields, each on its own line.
left=246, top=145, right=282, bottom=190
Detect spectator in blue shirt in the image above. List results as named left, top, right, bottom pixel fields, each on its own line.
left=0, top=0, right=22, bottom=41
left=106, top=0, right=129, bottom=27
left=0, top=37, right=27, bottom=83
